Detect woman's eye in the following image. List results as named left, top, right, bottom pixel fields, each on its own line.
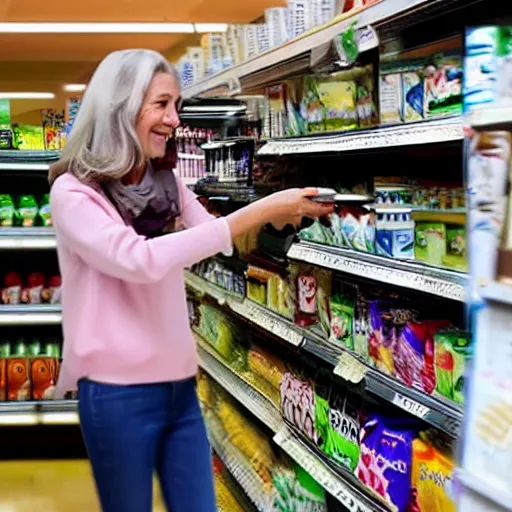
left=158, top=101, right=168, bottom=108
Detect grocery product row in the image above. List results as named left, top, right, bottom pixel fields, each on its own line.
left=178, top=0, right=369, bottom=87
left=196, top=331, right=458, bottom=512
left=0, top=193, right=51, bottom=227
left=0, top=338, right=61, bottom=402
left=1, top=271, right=61, bottom=305
left=189, top=252, right=468, bottom=410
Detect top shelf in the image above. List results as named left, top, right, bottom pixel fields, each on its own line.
left=182, top=0, right=466, bottom=99
left=258, top=117, right=463, bottom=156
left=0, top=150, right=60, bottom=171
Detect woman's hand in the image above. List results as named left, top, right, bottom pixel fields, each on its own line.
left=226, top=187, right=334, bottom=239
left=262, top=187, right=335, bottom=230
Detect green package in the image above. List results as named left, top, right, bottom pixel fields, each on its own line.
left=314, top=376, right=360, bottom=472
left=0, top=194, right=15, bottom=227
left=329, top=281, right=356, bottom=350
left=443, top=225, right=467, bottom=271
left=415, top=222, right=446, bottom=266
left=272, top=464, right=326, bottom=511
left=435, top=330, right=471, bottom=404
left=16, top=195, right=38, bottom=227
left=315, top=269, right=332, bottom=339
left=38, top=194, right=52, bottom=227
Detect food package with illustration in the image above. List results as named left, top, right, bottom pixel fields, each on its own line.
left=329, top=278, right=357, bottom=351
left=280, top=368, right=317, bottom=443
left=314, top=372, right=362, bottom=472
left=356, top=414, right=418, bottom=512
left=434, top=330, right=471, bottom=405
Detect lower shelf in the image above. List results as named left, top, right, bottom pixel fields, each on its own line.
left=197, top=343, right=393, bottom=512
left=0, top=400, right=78, bottom=425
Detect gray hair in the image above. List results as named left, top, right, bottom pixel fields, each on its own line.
left=50, top=49, right=179, bottom=185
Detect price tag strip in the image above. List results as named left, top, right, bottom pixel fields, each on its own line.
left=229, top=300, right=305, bottom=348
left=287, top=242, right=466, bottom=302
left=274, top=427, right=392, bottom=512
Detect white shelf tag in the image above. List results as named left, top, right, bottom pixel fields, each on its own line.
left=392, top=392, right=430, bottom=418
left=334, top=352, right=368, bottom=384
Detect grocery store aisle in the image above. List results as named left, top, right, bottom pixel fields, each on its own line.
left=0, top=459, right=167, bottom=512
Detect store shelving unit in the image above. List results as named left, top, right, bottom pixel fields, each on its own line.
left=198, top=342, right=394, bottom=512
left=188, top=272, right=464, bottom=437
left=288, top=241, right=467, bottom=302
left=258, top=117, right=463, bottom=156
left=0, top=151, right=70, bottom=425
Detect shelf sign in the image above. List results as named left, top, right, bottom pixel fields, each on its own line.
left=234, top=301, right=304, bottom=347
left=392, top=392, right=431, bottom=419
left=334, top=352, right=368, bottom=384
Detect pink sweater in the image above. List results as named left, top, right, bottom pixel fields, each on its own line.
left=50, top=172, right=232, bottom=397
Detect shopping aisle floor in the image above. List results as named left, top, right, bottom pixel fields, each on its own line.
left=0, top=459, right=167, bottom=511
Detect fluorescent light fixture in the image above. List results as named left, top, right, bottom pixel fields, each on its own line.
left=0, top=92, right=54, bottom=99
left=0, top=22, right=229, bottom=34
left=63, top=83, right=86, bottom=92
left=194, top=23, right=228, bottom=33
left=0, top=22, right=195, bottom=33
left=181, top=105, right=246, bottom=112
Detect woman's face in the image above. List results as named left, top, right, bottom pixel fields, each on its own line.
left=136, top=72, right=182, bottom=159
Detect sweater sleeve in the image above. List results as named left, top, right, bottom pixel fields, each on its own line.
left=50, top=180, right=232, bottom=284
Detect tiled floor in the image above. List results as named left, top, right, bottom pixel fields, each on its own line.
left=0, top=460, right=166, bottom=511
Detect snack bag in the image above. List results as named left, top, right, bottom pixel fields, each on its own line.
left=315, top=268, right=332, bottom=339
left=315, top=374, right=361, bottom=472
left=434, top=330, right=471, bottom=404
left=443, top=225, right=467, bottom=272
left=21, top=272, right=45, bottom=304
left=0, top=194, right=15, bottom=227
left=402, top=71, right=424, bottom=122
left=248, top=343, right=287, bottom=391
left=411, top=438, right=456, bottom=512
left=2, top=272, right=22, bottom=305
left=356, top=414, right=416, bottom=512
left=281, top=371, right=317, bottom=442
left=293, top=265, right=318, bottom=328
left=16, top=195, right=38, bottom=227
left=368, top=300, right=418, bottom=376
left=329, top=280, right=357, bottom=351
left=394, top=321, right=451, bottom=394
left=273, top=463, right=327, bottom=512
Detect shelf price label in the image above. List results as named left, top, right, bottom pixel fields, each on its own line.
left=392, top=392, right=430, bottom=419
left=334, top=352, right=368, bottom=384
left=232, top=301, right=304, bottom=347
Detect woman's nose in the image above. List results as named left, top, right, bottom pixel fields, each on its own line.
left=164, top=107, right=180, bottom=128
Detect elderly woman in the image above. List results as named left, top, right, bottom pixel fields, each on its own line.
left=48, top=49, right=332, bottom=512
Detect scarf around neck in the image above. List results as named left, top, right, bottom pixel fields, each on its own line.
left=103, top=162, right=180, bottom=239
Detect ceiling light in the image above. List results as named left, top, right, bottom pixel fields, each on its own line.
left=0, top=92, right=55, bottom=99
left=0, top=22, right=195, bottom=33
left=63, top=84, right=86, bottom=92
left=194, top=24, right=228, bottom=33
left=181, top=105, right=246, bottom=112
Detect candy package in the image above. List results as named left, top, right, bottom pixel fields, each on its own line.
left=356, top=414, right=417, bottom=512
left=315, top=373, right=361, bottom=472
left=292, top=264, right=319, bottom=328
left=280, top=371, right=317, bottom=443
left=368, top=300, right=418, bottom=376
left=393, top=321, right=451, bottom=394
left=411, top=438, right=456, bottom=512
left=248, top=343, right=287, bottom=391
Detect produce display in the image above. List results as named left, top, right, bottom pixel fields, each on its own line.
left=0, top=339, right=61, bottom=401
left=0, top=194, right=52, bottom=227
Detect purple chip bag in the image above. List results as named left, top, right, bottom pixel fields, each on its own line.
left=356, top=414, right=416, bottom=512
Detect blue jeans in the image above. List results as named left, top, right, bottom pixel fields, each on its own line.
left=78, top=377, right=216, bottom=512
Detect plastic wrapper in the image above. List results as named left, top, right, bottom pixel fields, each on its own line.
left=248, top=343, right=287, bottom=391
left=356, top=414, right=417, bottom=512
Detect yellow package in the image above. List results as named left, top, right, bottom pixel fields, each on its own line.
left=215, top=476, right=245, bottom=512
left=411, top=438, right=455, bottom=512
left=248, top=344, right=287, bottom=390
